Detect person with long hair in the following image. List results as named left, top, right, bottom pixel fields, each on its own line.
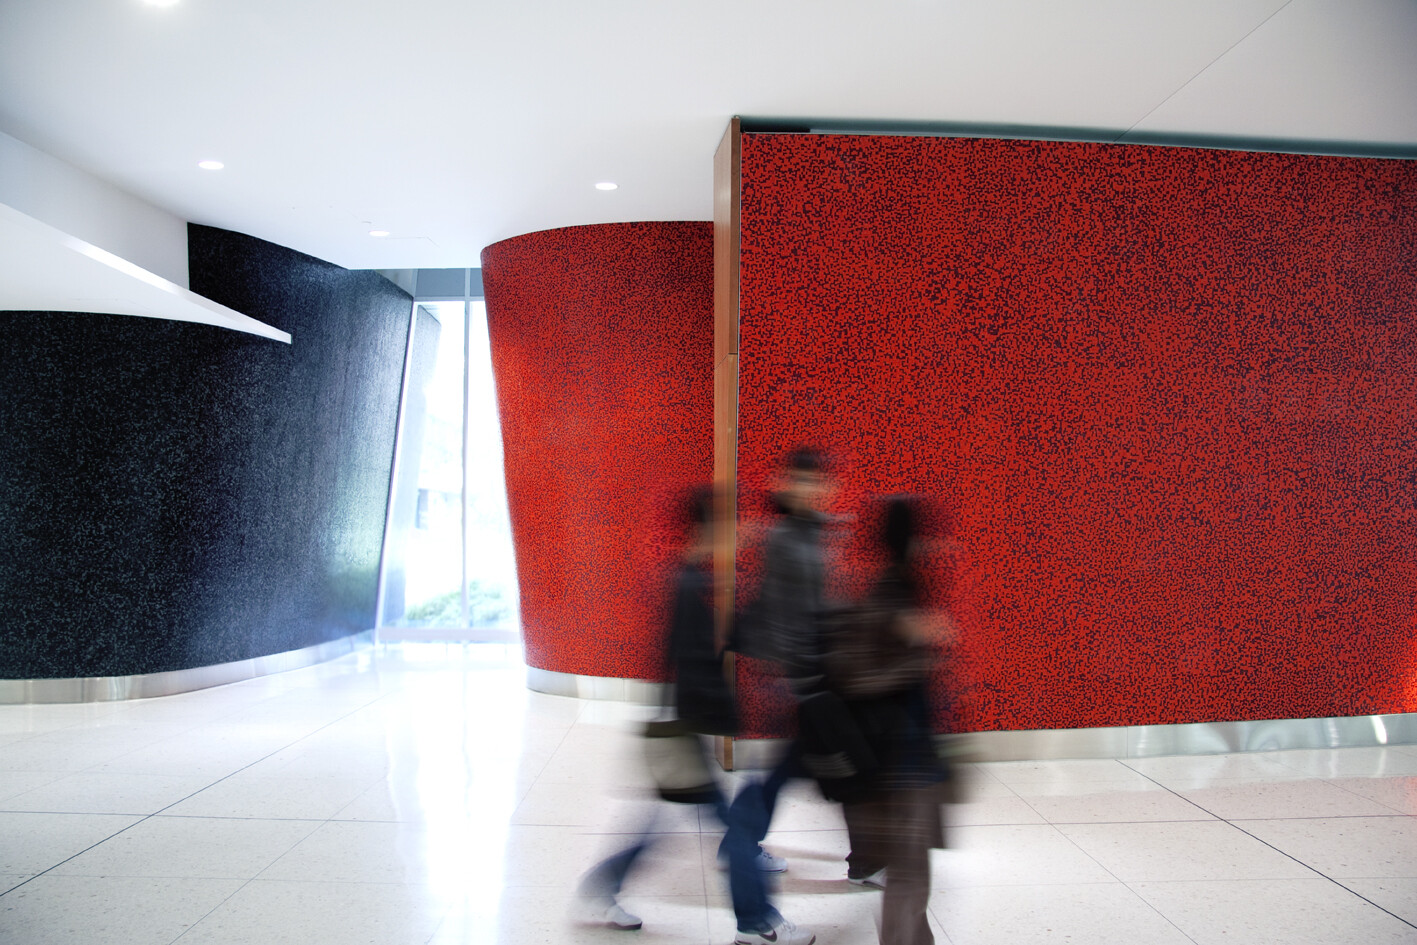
left=824, top=496, right=949, bottom=945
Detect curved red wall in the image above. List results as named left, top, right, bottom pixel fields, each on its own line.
left=734, top=134, right=1417, bottom=735
left=482, top=222, right=713, bottom=679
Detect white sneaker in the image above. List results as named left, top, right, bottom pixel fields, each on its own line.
left=735, top=917, right=815, bottom=945
left=600, top=901, right=643, bottom=931
left=578, top=895, right=642, bottom=931
left=755, top=848, right=787, bottom=872
left=847, top=867, right=887, bottom=889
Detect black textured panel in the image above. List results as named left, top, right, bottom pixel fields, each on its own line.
left=0, top=225, right=411, bottom=678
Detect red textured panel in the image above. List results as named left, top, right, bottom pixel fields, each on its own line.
left=736, top=134, right=1417, bottom=735
left=482, top=222, right=713, bottom=679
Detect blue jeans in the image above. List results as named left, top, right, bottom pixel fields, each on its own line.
left=579, top=736, right=778, bottom=933
left=723, top=738, right=802, bottom=849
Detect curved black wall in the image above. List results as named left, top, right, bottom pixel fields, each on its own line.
left=0, top=225, right=411, bottom=678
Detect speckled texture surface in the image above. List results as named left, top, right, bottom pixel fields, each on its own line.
left=0, top=225, right=410, bottom=678
left=482, top=222, right=713, bottom=680
left=734, top=133, right=1417, bottom=736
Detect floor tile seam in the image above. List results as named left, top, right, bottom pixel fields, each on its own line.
left=1001, top=815, right=1219, bottom=826
left=145, top=813, right=335, bottom=823
left=1114, top=757, right=1252, bottom=823
left=1225, top=813, right=1415, bottom=824
left=0, top=767, right=94, bottom=781
left=0, top=806, right=179, bottom=817
left=579, top=828, right=732, bottom=838
left=1133, top=873, right=1417, bottom=931
left=0, top=810, right=155, bottom=900
left=92, top=691, right=393, bottom=892
left=1219, top=816, right=1417, bottom=931
left=931, top=909, right=961, bottom=945
left=145, top=687, right=401, bottom=823
left=245, top=806, right=385, bottom=884
left=1008, top=818, right=1130, bottom=887
left=931, top=879, right=1132, bottom=890
left=0, top=724, right=83, bottom=748
left=239, top=876, right=451, bottom=887
left=0, top=772, right=66, bottom=804
left=44, top=868, right=277, bottom=882
left=162, top=873, right=262, bottom=945
left=1119, top=875, right=1401, bottom=886
left=1105, top=878, right=1205, bottom=945
left=1008, top=778, right=1216, bottom=826
left=69, top=729, right=223, bottom=772
left=696, top=826, right=711, bottom=900
left=1323, top=777, right=1416, bottom=816
left=515, top=699, right=585, bottom=791
left=1048, top=813, right=1403, bottom=826
left=972, top=816, right=1225, bottom=830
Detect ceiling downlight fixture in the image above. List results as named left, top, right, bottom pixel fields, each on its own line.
left=369, top=230, right=391, bottom=238
left=197, top=160, right=224, bottom=170
left=595, top=181, right=618, bottom=191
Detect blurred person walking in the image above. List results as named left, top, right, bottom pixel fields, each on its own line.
left=723, top=448, right=836, bottom=872
left=822, top=496, right=950, bottom=945
left=577, top=486, right=814, bottom=945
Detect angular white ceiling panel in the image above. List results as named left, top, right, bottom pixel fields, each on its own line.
left=0, top=204, right=290, bottom=343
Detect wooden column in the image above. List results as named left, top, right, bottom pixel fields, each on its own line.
left=713, top=118, right=742, bottom=769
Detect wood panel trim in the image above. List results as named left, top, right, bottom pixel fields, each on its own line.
left=713, top=117, right=742, bottom=770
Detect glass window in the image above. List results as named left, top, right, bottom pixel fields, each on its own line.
left=378, top=298, right=518, bottom=639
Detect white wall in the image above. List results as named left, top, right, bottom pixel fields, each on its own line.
left=0, top=131, right=189, bottom=288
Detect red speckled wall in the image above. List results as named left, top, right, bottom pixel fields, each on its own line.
left=734, top=133, right=1417, bottom=736
left=482, top=222, right=713, bottom=679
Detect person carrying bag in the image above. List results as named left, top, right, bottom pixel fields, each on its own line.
left=821, top=496, right=951, bottom=945
left=578, top=486, right=813, bottom=945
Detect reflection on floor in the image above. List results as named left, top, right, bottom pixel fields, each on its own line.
left=1, top=643, right=1415, bottom=944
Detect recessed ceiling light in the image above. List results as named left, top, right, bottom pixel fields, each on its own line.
left=142, top=0, right=181, bottom=6
left=197, top=160, right=224, bottom=170
left=369, top=230, right=391, bottom=238
left=595, top=182, right=618, bottom=191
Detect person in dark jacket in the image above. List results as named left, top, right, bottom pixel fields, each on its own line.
left=723, top=447, right=834, bottom=860
left=578, top=486, right=814, bottom=945
left=825, top=496, right=949, bottom=945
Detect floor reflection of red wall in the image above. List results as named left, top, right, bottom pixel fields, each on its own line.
left=735, top=134, right=1417, bottom=735
left=483, top=222, right=713, bottom=679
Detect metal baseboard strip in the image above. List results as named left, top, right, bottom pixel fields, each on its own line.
left=0, top=630, right=375, bottom=704
left=519, top=668, right=1417, bottom=764
left=730, top=712, right=1417, bottom=767
left=525, top=665, right=667, bottom=705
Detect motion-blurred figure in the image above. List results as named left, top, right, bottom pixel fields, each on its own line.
left=724, top=447, right=837, bottom=877
left=577, top=486, right=813, bottom=945
left=823, top=496, right=950, bottom=945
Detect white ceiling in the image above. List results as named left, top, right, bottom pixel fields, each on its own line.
left=2, top=0, right=1414, bottom=271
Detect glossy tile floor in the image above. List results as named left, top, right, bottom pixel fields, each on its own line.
left=3, top=644, right=1416, bottom=944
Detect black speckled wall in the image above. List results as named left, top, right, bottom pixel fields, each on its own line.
left=0, top=225, right=411, bottom=679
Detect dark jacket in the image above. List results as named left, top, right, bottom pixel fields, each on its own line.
left=823, top=564, right=944, bottom=794
left=757, top=510, right=828, bottom=687
left=666, top=559, right=736, bottom=736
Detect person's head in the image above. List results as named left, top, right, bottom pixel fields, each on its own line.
left=776, top=446, right=834, bottom=516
